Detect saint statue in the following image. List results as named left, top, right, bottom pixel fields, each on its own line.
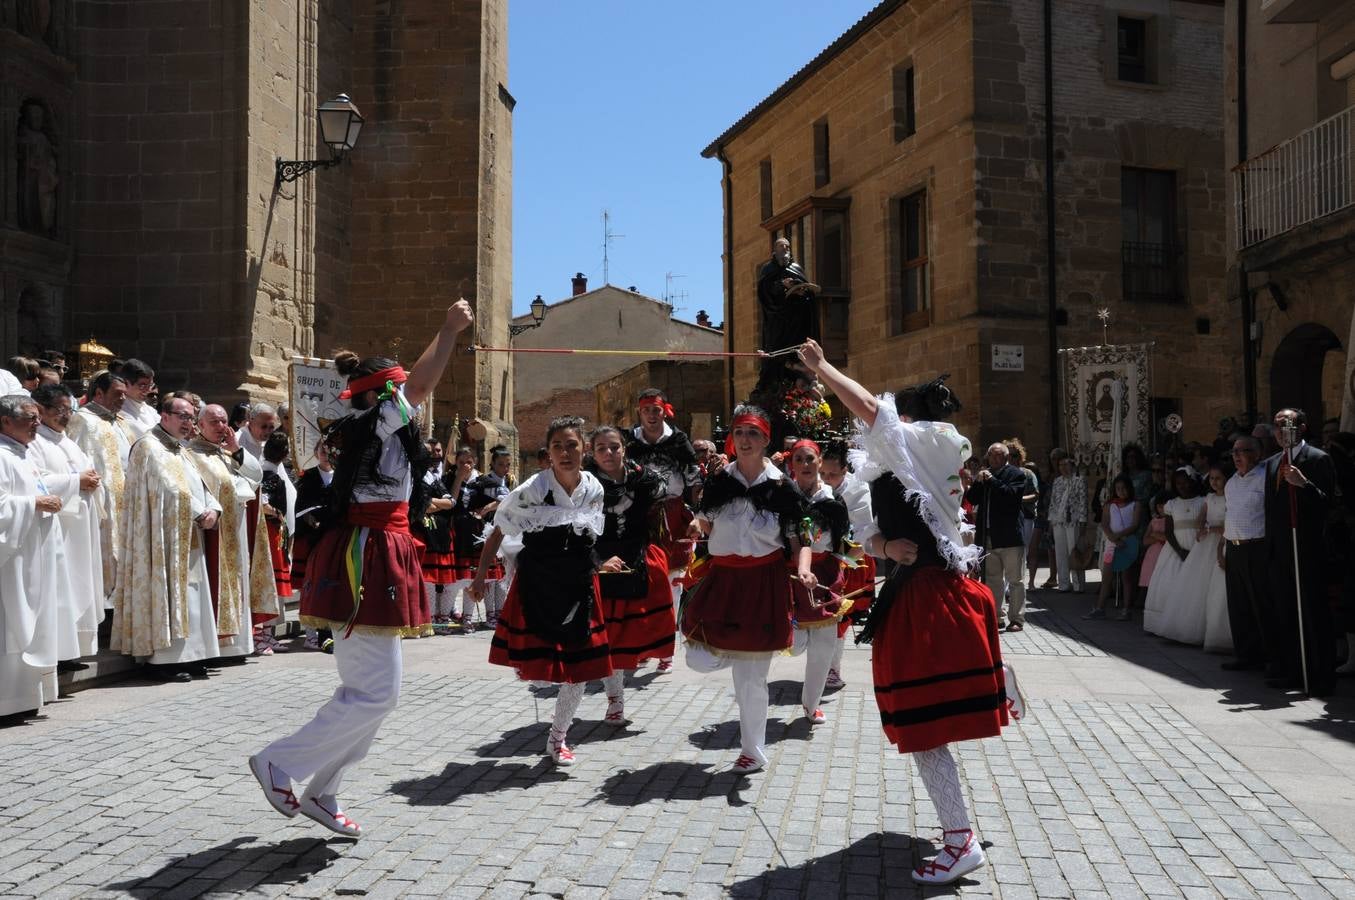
left=17, top=101, right=59, bottom=235
left=755, top=237, right=819, bottom=389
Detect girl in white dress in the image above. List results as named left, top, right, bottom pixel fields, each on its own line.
left=1177, top=466, right=1232, bottom=652
left=1143, top=469, right=1206, bottom=639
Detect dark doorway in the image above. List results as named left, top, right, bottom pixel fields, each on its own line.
left=1270, top=323, right=1341, bottom=423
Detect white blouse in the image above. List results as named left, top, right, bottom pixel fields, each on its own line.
left=699, top=460, right=788, bottom=558
left=352, top=389, right=421, bottom=505
left=787, top=480, right=836, bottom=552
left=492, top=468, right=604, bottom=539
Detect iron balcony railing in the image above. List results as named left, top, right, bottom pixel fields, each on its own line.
left=1122, top=240, right=1183, bottom=303
left=1234, top=103, right=1355, bottom=249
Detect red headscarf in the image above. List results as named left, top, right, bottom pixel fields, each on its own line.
left=724, top=412, right=771, bottom=458
left=638, top=396, right=675, bottom=419
left=337, top=366, right=407, bottom=400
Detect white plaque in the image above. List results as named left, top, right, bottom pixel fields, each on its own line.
left=991, top=344, right=1025, bottom=372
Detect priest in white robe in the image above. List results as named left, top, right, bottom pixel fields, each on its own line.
left=188, top=404, right=278, bottom=660
left=0, top=394, right=64, bottom=717
left=116, top=359, right=159, bottom=439
left=110, top=396, right=222, bottom=683
left=66, top=371, right=132, bottom=609
left=30, top=384, right=104, bottom=661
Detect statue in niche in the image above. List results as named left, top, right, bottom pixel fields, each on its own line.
left=17, top=100, right=59, bottom=235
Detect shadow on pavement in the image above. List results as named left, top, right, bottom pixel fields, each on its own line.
left=473, top=721, right=643, bottom=758
left=725, top=833, right=987, bottom=898
left=686, top=717, right=812, bottom=753
left=105, top=836, right=345, bottom=897
left=590, top=760, right=749, bottom=807
left=390, top=759, right=569, bottom=805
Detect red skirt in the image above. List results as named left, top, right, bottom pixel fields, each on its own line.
left=300, top=502, right=430, bottom=636
left=838, top=555, right=877, bottom=637
left=680, top=552, right=794, bottom=655
left=658, top=496, right=694, bottom=572
left=489, top=573, right=614, bottom=683
left=872, top=566, right=1008, bottom=753
left=790, top=551, right=846, bottom=629
left=421, top=550, right=458, bottom=584
left=601, top=544, right=675, bottom=668
left=291, top=534, right=313, bottom=591
left=267, top=519, right=292, bottom=598
left=454, top=552, right=504, bottom=582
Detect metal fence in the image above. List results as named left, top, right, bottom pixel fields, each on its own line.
left=1121, top=240, right=1183, bottom=303
left=1234, top=104, right=1354, bottom=249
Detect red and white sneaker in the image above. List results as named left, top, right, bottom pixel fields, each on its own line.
left=547, top=728, right=575, bottom=766
left=732, top=754, right=765, bottom=774
left=604, top=696, right=625, bottom=725
left=912, top=830, right=986, bottom=885
left=247, top=755, right=299, bottom=818
left=656, top=658, right=673, bottom=673
left=824, top=668, right=846, bottom=689
left=300, top=794, right=361, bottom=838
left=805, top=707, right=826, bottom=725
left=1003, top=662, right=1027, bottom=723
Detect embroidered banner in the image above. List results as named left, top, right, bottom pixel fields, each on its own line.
left=1058, top=343, right=1153, bottom=473
left=289, top=357, right=348, bottom=472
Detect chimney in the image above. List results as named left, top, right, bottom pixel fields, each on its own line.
left=571, top=272, right=587, bottom=296
left=696, top=310, right=711, bottom=327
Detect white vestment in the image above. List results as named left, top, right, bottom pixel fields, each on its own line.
left=32, top=424, right=103, bottom=658
left=67, top=404, right=131, bottom=607
left=110, top=427, right=222, bottom=665
left=120, top=398, right=159, bottom=439
left=0, top=435, right=61, bottom=715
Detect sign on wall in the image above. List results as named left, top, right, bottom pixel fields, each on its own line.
left=288, top=357, right=348, bottom=472
left=991, top=343, right=1025, bottom=371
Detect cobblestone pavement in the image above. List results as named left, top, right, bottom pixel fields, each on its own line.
left=2, top=588, right=1355, bottom=899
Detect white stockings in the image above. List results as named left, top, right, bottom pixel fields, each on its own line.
left=915, top=745, right=972, bottom=839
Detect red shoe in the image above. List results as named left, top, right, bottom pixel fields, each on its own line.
left=732, top=754, right=764, bottom=774
left=547, top=728, right=575, bottom=766
left=604, top=696, right=625, bottom=725
left=656, top=658, right=673, bottom=673
left=805, top=707, right=826, bottom=725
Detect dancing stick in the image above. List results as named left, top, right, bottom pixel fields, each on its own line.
left=468, top=344, right=805, bottom=359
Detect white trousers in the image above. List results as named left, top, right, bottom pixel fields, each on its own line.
left=1051, top=521, right=1083, bottom=591
left=685, top=643, right=771, bottom=764
left=792, top=626, right=837, bottom=713
left=830, top=633, right=845, bottom=672
left=259, top=630, right=401, bottom=798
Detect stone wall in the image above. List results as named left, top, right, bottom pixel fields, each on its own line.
left=513, top=387, right=595, bottom=460
left=593, top=359, right=724, bottom=439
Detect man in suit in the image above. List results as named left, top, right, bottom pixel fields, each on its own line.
left=1264, top=408, right=1336, bottom=695
left=965, top=442, right=1030, bottom=631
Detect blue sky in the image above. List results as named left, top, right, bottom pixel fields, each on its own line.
left=507, top=1, right=879, bottom=324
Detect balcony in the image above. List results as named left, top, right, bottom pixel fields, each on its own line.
left=1234, top=104, right=1354, bottom=249
left=1121, top=240, right=1184, bottom=303
left=1260, top=0, right=1347, bottom=25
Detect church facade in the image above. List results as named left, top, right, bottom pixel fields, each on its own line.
left=0, top=0, right=515, bottom=449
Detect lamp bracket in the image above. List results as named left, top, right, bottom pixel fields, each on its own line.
left=508, top=321, right=542, bottom=337
left=276, top=154, right=344, bottom=185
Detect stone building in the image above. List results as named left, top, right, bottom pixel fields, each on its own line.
left=703, top=0, right=1230, bottom=456
left=0, top=0, right=514, bottom=449
left=510, top=275, right=723, bottom=448
left=1227, top=0, right=1355, bottom=429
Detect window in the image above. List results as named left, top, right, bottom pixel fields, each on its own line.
left=763, top=197, right=851, bottom=363
left=764, top=157, right=775, bottom=220
left=893, top=190, right=930, bottom=334
left=1117, top=17, right=1148, bottom=82
left=813, top=120, right=830, bottom=188
left=893, top=65, right=916, bottom=142
left=1121, top=167, right=1182, bottom=303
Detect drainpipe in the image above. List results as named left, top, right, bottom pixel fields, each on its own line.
left=1044, top=0, right=1060, bottom=450
left=1237, top=0, right=1257, bottom=420
left=716, top=145, right=736, bottom=417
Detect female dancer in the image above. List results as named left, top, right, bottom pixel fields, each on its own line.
left=473, top=416, right=616, bottom=767
left=681, top=404, right=807, bottom=773
left=465, top=447, right=512, bottom=628
left=250, top=300, right=473, bottom=838
left=798, top=339, right=1020, bottom=885
left=819, top=442, right=878, bottom=690
left=784, top=439, right=852, bottom=725
left=585, top=426, right=676, bottom=720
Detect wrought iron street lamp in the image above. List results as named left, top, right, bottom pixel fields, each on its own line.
left=276, top=94, right=365, bottom=185
left=509, top=294, right=548, bottom=336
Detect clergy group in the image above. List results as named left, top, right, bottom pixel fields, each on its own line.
left=1, top=360, right=290, bottom=720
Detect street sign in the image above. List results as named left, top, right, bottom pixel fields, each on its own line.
left=991, top=343, right=1025, bottom=371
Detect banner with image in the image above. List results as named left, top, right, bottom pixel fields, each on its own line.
left=1058, top=343, right=1153, bottom=474
left=288, top=357, right=348, bottom=472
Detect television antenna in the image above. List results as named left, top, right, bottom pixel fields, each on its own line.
left=602, top=209, right=624, bottom=285
left=663, top=272, right=688, bottom=315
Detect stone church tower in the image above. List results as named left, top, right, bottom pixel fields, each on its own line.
left=0, top=0, right=514, bottom=448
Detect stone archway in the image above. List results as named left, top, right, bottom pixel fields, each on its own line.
left=1270, top=323, right=1341, bottom=423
